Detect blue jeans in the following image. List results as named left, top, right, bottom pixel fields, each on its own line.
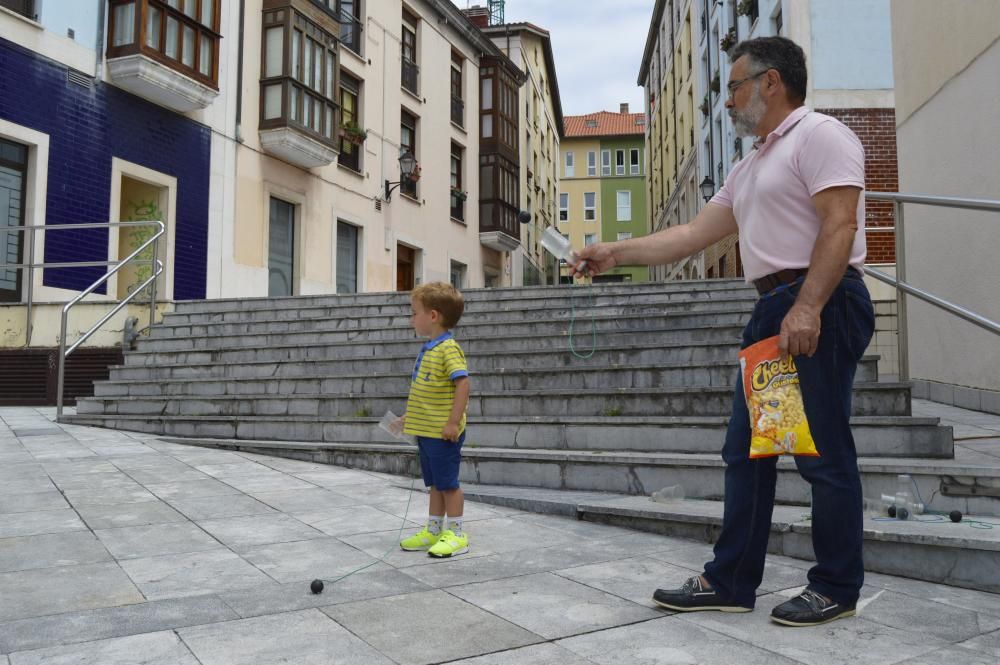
left=702, top=273, right=875, bottom=608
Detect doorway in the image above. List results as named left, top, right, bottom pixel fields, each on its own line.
left=0, top=138, right=28, bottom=303
left=396, top=244, right=415, bottom=291
left=269, top=197, right=296, bottom=297
left=117, top=176, right=168, bottom=300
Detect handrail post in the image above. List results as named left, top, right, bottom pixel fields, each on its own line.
left=25, top=226, right=35, bottom=346
left=895, top=200, right=909, bottom=383
left=57, top=307, right=68, bottom=419
left=148, top=234, right=158, bottom=329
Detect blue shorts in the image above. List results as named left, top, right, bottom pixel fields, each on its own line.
left=416, top=431, right=465, bottom=490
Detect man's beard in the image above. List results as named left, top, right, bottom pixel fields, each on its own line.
left=730, top=84, right=766, bottom=137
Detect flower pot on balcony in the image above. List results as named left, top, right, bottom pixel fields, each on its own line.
left=720, top=27, right=738, bottom=53
left=451, top=188, right=467, bottom=202
left=340, top=122, right=368, bottom=146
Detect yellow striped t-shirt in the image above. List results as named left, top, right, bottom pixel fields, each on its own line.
left=403, top=333, right=469, bottom=438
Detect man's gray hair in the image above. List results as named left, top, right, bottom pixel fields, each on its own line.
left=730, top=36, right=807, bottom=104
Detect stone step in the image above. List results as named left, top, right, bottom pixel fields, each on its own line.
left=61, top=413, right=952, bottom=458
left=169, top=280, right=753, bottom=314
left=150, top=297, right=757, bottom=338
left=142, top=306, right=756, bottom=348
left=454, top=484, right=1000, bottom=596
left=94, top=356, right=881, bottom=398
left=75, top=381, right=910, bottom=418
left=166, top=288, right=759, bottom=325
left=110, top=341, right=752, bottom=379
left=130, top=436, right=1000, bottom=522
left=122, top=325, right=747, bottom=366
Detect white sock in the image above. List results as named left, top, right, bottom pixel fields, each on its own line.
left=448, top=516, right=464, bottom=536
left=428, top=515, right=444, bottom=535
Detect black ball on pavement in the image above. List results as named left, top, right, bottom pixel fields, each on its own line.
left=949, top=510, right=963, bottom=523
left=887, top=505, right=896, bottom=518
left=897, top=507, right=910, bottom=520
left=310, top=579, right=324, bottom=594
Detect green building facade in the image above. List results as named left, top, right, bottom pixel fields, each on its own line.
left=598, top=137, right=648, bottom=283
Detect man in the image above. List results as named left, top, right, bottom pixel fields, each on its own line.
left=573, top=36, right=875, bottom=627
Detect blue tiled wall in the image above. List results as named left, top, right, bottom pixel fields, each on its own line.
left=0, top=38, right=210, bottom=299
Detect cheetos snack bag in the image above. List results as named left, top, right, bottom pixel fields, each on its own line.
left=738, top=336, right=818, bottom=459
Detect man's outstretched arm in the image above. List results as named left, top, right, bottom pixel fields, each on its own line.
left=572, top=202, right=738, bottom=277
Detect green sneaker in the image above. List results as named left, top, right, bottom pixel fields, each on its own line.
left=400, top=527, right=441, bottom=551
left=428, top=529, right=469, bottom=558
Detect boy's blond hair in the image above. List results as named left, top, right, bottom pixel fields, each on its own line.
left=411, top=282, right=465, bottom=329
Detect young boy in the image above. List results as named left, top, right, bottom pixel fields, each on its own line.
left=399, top=282, right=471, bottom=557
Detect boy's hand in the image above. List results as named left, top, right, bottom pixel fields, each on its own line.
left=389, top=414, right=405, bottom=437
left=442, top=421, right=460, bottom=442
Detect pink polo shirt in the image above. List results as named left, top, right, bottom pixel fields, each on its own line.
left=710, top=106, right=867, bottom=282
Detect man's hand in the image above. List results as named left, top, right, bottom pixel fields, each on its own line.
left=779, top=303, right=821, bottom=358
left=442, top=421, right=460, bottom=442
left=571, top=243, right=617, bottom=278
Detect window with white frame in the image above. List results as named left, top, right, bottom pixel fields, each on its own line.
left=616, top=191, right=631, bottom=221
left=584, top=233, right=597, bottom=246
left=564, top=151, right=574, bottom=177
left=584, top=192, right=596, bottom=221
left=616, top=149, right=625, bottom=175
left=630, top=149, right=640, bottom=175
left=559, top=192, right=568, bottom=221
left=617, top=232, right=632, bottom=241
left=587, top=151, right=596, bottom=176
left=601, top=149, right=611, bottom=176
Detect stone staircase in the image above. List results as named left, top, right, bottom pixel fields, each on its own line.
left=67, top=281, right=1000, bottom=592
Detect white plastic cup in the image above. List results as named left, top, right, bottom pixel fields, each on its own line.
left=378, top=410, right=406, bottom=439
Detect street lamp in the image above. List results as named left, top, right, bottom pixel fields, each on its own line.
left=699, top=175, right=716, bottom=202
left=384, top=151, right=419, bottom=201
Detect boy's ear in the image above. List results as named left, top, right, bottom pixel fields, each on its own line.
left=429, top=309, right=441, bottom=322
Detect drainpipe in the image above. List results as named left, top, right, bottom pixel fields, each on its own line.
left=94, top=0, right=106, bottom=79
left=234, top=0, right=246, bottom=143
left=704, top=0, right=714, bottom=202
left=669, top=1, right=679, bottom=209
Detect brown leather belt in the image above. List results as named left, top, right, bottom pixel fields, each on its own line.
left=753, top=268, right=808, bottom=295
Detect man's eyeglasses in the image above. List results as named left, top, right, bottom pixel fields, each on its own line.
left=726, top=69, right=769, bottom=98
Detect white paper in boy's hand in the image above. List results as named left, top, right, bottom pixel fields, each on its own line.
left=378, top=410, right=406, bottom=439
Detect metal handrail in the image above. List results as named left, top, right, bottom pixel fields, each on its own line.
left=863, top=192, right=1000, bottom=382
left=57, top=221, right=165, bottom=418
left=0, top=221, right=164, bottom=346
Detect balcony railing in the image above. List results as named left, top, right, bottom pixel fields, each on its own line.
left=451, top=96, right=464, bottom=127
left=401, top=57, right=419, bottom=95
left=339, top=7, right=363, bottom=55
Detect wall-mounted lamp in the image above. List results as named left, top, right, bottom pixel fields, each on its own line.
left=384, top=151, right=418, bottom=202
left=699, top=175, right=716, bottom=202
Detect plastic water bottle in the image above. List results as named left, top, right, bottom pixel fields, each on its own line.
left=540, top=226, right=586, bottom=271
left=651, top=485, right=685, bottom=503
left=540, top=226, right=575, bottom=262
left=891, top=474, right=924, bottom=519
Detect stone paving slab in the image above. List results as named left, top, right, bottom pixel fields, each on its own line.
left=321, top=590, right=542, bottom=665
left=0, top=531, right=112, bottom=573
left=0, top=562, right=144, bottom=623
left=0, top=490, right=68, bottom=514
left=2, top=406, right=1000, bottom=664
left=7, top=631, right=200, bottom=665
left=177, top=609, right=397, bottom=665
left=75, top=500, right=188, bottom=529
left=448, top=571, right=661, bottom=640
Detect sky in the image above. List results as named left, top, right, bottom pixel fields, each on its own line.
left=458, top=0, right=653, bottom=117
